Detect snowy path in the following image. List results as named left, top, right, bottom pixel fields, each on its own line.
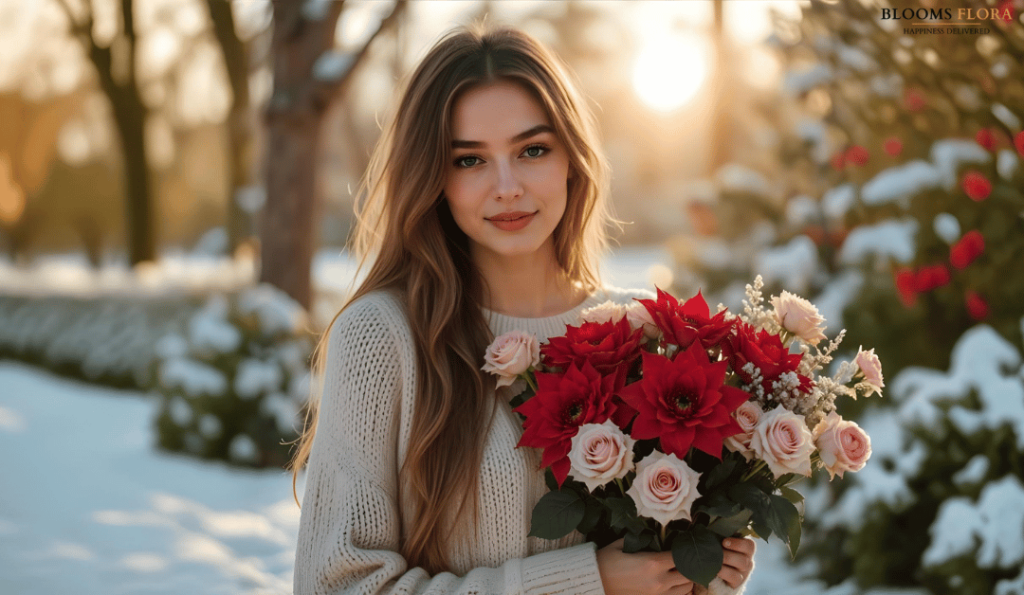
left=0, top=361, right=851, bottom=594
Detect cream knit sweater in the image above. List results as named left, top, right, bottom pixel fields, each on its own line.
left=293, top=285, right=751, bottom=595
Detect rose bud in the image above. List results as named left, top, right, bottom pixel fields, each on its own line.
left=853, top=346, right=884, bottom=397
left=481, top=330, right=540, bottom=388
left=812, top=411, right=872, bottom=480
left=771, top=290, right=827, bottom=345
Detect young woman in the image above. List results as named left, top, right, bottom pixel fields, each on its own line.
left=290, top=24, right=755, bottom=595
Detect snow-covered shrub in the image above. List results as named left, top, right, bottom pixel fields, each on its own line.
left=152, top=284, right=313, bottom=468
left=0, top=294, right=198, bottom=388
left=803, top=319, right=1024, bottom=595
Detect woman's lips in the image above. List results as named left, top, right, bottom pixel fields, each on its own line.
left=486, top=211, right=536, bottom=231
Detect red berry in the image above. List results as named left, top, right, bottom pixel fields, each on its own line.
left=895, top=268, right=917, bottom=307
left=950, top=230, right=985, bottom=269
left=961, top=171, right=992, bottom=201
left=846, top=145, right=870, bottom=166
left=883, top=137, right=903, bottom=157
left=914, top=264, right=951, bottom=292
left=1015, top=130, right=1024, bottom=158
left=830, top=152, right=846, bottom=171
left=965, top=291, right=989, bottom=320
left=904, top=89, right=927, bottom=113
left=975, top=128, right=996, bottom=151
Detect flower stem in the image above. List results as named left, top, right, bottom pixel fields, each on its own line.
left=615, top=477, right=626, bottom=496
left=660, top=523, right=668, bottom=548
left=740, top=460, right=767, bottom=483
left=523, top=372, right=538, bottom=393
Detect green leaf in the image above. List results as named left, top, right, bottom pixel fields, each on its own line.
left=728, top=483, right=773, bottom=541
left=671, top=526, right=723, bottom=588
left=703, top=457, right=738, bottom=491
left=708, top=508, right=754, bottom=538
left=779, top=485, right=804, bottom=505
left=696, top=493, right=742, bottom=518
left=605, top=497, right=644, bottom=533
left=577, top=497, right=604, bottom=535
left=766, top=494, right=801, bottom=557
left=623, top=530, right=654, bottom=553
left=774, top=473, right=797, bottom=487
left=528, top=489, right=585, bottom=540
left=544, top=468, right=558, bottom=492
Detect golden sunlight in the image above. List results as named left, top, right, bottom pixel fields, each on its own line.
left=632, top=34, right=710, bottom=113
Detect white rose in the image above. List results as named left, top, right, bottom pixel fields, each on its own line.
left=481, top=331, right=540, bottom=388
left=626, top=451, right=702, bottom=527
left=568, top=421, right=636, bottom=492
left=626, top=301, right=661, bottom=340
left=853, top=346, right=884, bottom=397
left=749, top=405, right=815, bottom=479
left=771, top=291, right=827, bottom=345
left=723, top=401, right=762, bottom=461
left=813, top=411, right=872, bottom=480
left=580, top=300, right=628, bottom=325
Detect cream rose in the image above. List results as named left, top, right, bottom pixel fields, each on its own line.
left=580, top=301, right=628, bottom=325
left=749, top=405, right=815, bottom=479
left=813, top=411, right=872, bottom=480
left=625, top=301, right=661, bottom=340
left=723, top=401, right=763, bottom=461
left=481, top=331, right=540, bottom=388
left=568, top=421, right=636, bottom=492
left=771, top=291, right=827, bottom=345
left=853, top=346, right=884, bottom=397
left=625, top=451, right=702, bottom=527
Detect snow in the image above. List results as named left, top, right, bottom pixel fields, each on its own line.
left=952, top=455, right=990, bottom=487
left=932, top=213, right=960, bottom=244
left=992, top=103, right=1022, bottom=130
left=237, top=285, right=307, bottom=337
left=786, top=195, right=819, bottom=228
left=997, top=149, right=1020, bottom=181
left=716, top=163, right=772, bottom=196
left=836, top=43, right=875, bottom=72
left=929, top=139, right=991, bottom=189
left=784, top=64, right=832, bottom=94
left=188, top=295, right=242, bottom=355
left=924, top=476, right=1024, bottom=569
left=837, top=219, right=917, bottom=266
left=234, top=358, right=284, bottom=400
left=812, top=270, right=865, bottom=332
left=822, top=184, right=855, bottom=222
left=861, top=161, right=941, bottom=206
left=313, top=49, right=355, bottom=82
left=159, top=357, right=228, bottom=398
left=755, top=235, right=819, bottom=294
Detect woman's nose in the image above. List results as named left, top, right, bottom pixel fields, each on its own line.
left=493, top=158, right=524, bottom=202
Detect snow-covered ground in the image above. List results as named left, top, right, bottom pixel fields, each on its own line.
left=0, top=360, right=929, bottom=595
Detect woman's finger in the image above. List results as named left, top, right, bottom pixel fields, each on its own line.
left=722, top=549, right=754, bottom=573
left=716, top=566, right=745, bottom=589
left=723, top=537, right=756, bottom=556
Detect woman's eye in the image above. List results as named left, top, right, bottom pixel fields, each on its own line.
left=523, top=145, right=548, bottom=158
left=455, top=156, right=480, bottom=168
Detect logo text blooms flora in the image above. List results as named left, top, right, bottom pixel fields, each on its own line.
left=881, top=7, right=1012, bottom=21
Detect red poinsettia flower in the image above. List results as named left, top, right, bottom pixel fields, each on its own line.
left=541, top=317, right=644, bottom=388
left=618, top=342, right=747, bottom=460
left=723, top=321, right=813, bottom=399
left=883, top=137, right=903, bottom=157
left=914, top=264, right=951, bottom=292
left=514, top=361, right=621, bottom=486
left=965, top=290, right=989, bottom=320
left=961, top=170, right=992, bottom=201
left=950, top=230, right=985, bottom=269
left=635, top=287, right=735, bottom=352
left=895, top=267, right=918, bottom=307
left=845, top=145, right=870, bottom=167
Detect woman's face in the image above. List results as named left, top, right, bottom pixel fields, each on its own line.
left=443, top=80, right=571, bottom=262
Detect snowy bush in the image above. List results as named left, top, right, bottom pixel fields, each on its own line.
left=803, top=319, right=1024, bottom=595
left=152, top=284, right=313, bottom=469
left=0, top=294, right=198, bottom=388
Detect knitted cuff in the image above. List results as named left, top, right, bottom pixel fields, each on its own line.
left=520, top=542, right=605, bottom=595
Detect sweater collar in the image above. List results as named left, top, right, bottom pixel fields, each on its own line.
left=482, top=288, right=609, bottom=343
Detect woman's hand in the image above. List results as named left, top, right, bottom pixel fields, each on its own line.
left=717, top=537, right=755, bottom=588
left=597, top=538, right=694, bottom=595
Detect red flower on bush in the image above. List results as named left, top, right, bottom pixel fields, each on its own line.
left=961, top=171, right=992, bottom=201
left=914, top=264, right=951, bottom=292
left=845, top=145, right=870, bottom=166
left=975, top=128, right=997, bottom=151
left=618, top=342, right=747, bottom=460
left=894, top=267, right=918, bottom=307
left=950, top=230, right=985, bottom=269
left=635, top=287, right=735, bottom=352
left=723, top=321, right=813, bottom=399
left=904, top=88, right=927, bottom=113
left=965, top=291, right=989, bottom=320
left=541, top=318, right=643, bottom=388
left=1015, top=131, right=1024, bottom=158
left=998, top=0, right=1015, bottom=23
left=830, top=152, right=846, bottom=171
left=883, top=137, right=903, bottom=157
left=514, top=361, right=621, bottom=486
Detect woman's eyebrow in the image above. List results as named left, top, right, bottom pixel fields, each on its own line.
left=451, top=124, right=554, bottom=149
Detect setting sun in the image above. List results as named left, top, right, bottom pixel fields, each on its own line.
left=632, top=34, right=710, bottom=112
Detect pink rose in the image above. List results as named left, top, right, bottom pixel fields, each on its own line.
left=625, top=451, right=702, bottom=527
left=723, top=401, right=762, bottom=461
left=568, top=420, right=636, bottom=492
left=749, top=405, right=815, bottom=479
left=853, top=346, right=884, bottom=397
left=481, top=331, right=540, bottom=388
left=580, top=301, right=628, bottom=325
left=771, top=291, right=827, bottom=345
left=813, top=411, right=871, bottom=480
left=625, top=301, right=661, bottom=340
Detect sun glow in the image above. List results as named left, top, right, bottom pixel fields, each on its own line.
left=632, top=34, right=710, bottom=112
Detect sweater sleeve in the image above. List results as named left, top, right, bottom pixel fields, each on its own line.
left=293, top=294, right=607, bottom=595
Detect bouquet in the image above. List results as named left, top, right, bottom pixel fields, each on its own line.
left=481, top=276, right=882, bottom=588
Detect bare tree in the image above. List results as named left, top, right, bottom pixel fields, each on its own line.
left=261, top=0, right=406, bottom=309
left=55, top=0, right=155, bottom=265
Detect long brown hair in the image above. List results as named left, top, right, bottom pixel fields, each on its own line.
left=287, top=23, right=619, bottom=574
